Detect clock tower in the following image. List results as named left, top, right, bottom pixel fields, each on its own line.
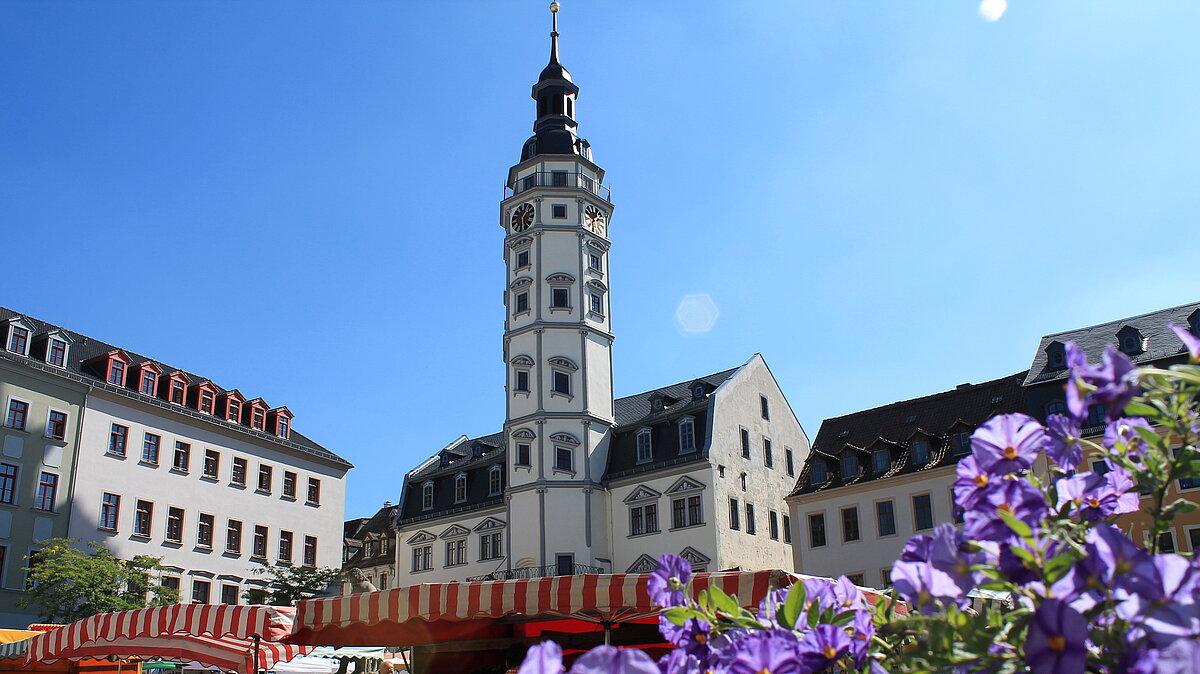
left=500, top=2, right=616, bottom=574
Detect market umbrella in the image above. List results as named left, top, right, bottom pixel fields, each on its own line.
left=31, top=632, right=310, bottom=673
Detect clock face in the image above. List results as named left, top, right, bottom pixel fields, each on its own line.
left=510, top=203, right=535, bottom=232
left=583, top=205, right=606, bottom=235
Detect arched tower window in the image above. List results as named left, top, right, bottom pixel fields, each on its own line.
left=565, top=97, right=573, bottom=118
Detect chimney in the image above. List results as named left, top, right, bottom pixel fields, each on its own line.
left=956, top=383, right=971, bottom=390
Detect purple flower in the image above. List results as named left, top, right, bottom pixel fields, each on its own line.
left=1064, top=342, right=1092, bottom=421
left=796, top=624, right=851, bottom=672
left=953, top=456, right=992, bottom=511
left=1043, top=413, right=1082, bottom=469
left=1154, top=637, right=1200, bottom=673
left=657, top=650, right=704, bottom=674
left=890, top=560, right=967, bottom=614
left=1104, top=417, right=1153, bottom=462
left=568, top=645, right=659, bottom=674
left=719, top=630, right=803, bottom=674
left=756, top=587, right=790, bottom=628
left=1025, top=599, right=1087, bottom=674
left=1087, top=347, right=1142, bottom=420
left=900, top=533, right=932, bottom=562
left=963, top=478, right=1048, bottom=542
left=1055, top=469, right=1139, bottom=522
left=970, top=413, right=1046, bottom=475
left=648, top=554, right=691, bottom=608
left=830, top=575, right=869, bottom=611
left=849, top=607, right=875, bottom=666
left=1128, top=554, right=1200, bottom=647
left=518, top=642, right=564, bottom=674
left=657, top=616, right=712, bottom=658
left=1169, top=322, right=1200, bottom=362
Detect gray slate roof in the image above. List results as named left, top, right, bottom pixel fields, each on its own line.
left=613, top=366, right=740, bottom=428
left=0, top=306, right=351, bottom=468
left=1024, top=301, right=1200, bottom=386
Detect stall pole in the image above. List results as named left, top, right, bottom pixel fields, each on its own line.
left=253, top=635, right=262, bottom=674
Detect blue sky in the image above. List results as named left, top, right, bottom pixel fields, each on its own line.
left=2, top=2, right=1197, bottom=519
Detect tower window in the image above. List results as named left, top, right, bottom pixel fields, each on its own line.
left=555, top=446, right=573, bottom=472
left=516, top=249, right=531, bottom=269
left=588, top=253, right=602, bottom=271
left=589, top=293, right=603, bottom=315
left=551, top=287, right=570, bottom=309
left=516, top=443, right=531, bottom=466
left=565, top=97, right=573, bottom=118
left=552, top=204, right=567, bottom=219
left=552, top=370, right=571, bottom=396
left=514, top=369, right=530, bottom=393
left=515, top=292, right=530, bottom=314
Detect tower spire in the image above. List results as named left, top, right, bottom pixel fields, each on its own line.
left=549, top=1, right=560, bottom=65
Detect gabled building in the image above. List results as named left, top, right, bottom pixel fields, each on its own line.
left=342, top=504, right=398, bottom=591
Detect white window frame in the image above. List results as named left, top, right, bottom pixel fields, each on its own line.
left=5, top=321, right=31, bottom=357
left=677, top=417, right=696, bottom=454
left=421, top=481, right=434, bottom=510
left=453, top=473, right=467, bottom=504
left=488, top=465, right=503, bottom=496
left=636, top=428, right=653, bottom=464
left=45, top=336, right=69, bottom=368
left=44, top=408, right=68, bottom=441
left=3, top=396, right=30, bottom=432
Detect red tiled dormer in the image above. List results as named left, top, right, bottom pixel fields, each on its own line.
left=245, top=398, right=269, bottom=432
left=267, top=406, right=294, bottom=440
left=220, top=389, right=246, bottom=425
left=135, top=361, right=163, bottom=397
left=189, top=381, right=219, bottom=416
left=86, top=350, right=133, bottom=388
left=162, top=371, right=191, bottom=405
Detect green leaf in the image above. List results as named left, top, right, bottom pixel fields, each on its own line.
left=1122, top=401, right=1157, bottom=417
left=830, top=609, right=857, bottom=626
left=1042, top=553, right=1075, bottom=584
left=663, top=606, right=704, bottom=626
left=706, top=584, right=740, bottom=616
left=1008, top=544, right=1036, bottom=565
left=997, top=508, right=1033, bottom=539
left=780, top=583, right=806, bottom=629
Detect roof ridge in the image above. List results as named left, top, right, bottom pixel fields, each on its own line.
left=614, top=363, right=743, bottom=402
left=1039, top=300, right=1200, bottom=339
left=819, top=371, right=1028, bottom=422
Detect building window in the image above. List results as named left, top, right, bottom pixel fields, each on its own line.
left=480, top=532, right=503, bottom=560
left=783, top=515, right=792, bottom=544
left=811, top=460, right=827, bottom=483
left=729, top=498, right=740, bottom=530
left=282, top=471, right=297, bottom=498
left=760, top=395, right=770, bottom=420
left=809, top=513, right=826, bottom=548
left=636, top=428, right=653, bottom=464
left=134, top=500, right=153, bottom=537
left=552, top=204, right=567, bottom=218
left=0, top=463, right=15, bottom=503
left=589, top=292, right=603, bottom=315
left=842, top=506, right=860, bottom=542
left=588, top=253, right=602, bottom=271
left=764, top=437, right=773, bottom=468
left=6, top=326, right=29, bottom=354
left=278, top=531, right=293, bottom=562
left=873, top=448, right=889, bottom=474
left=555, top=446, right=573, bottom=472
left=876, top=500, right=896, bottom=537
left=840, top=452, right=857, bottom=479
left=302, top=532, right=316, bottom=563
left=142, top=433, right=160, bottom=465
left=514, top=369, right=530, bottom=393
left=192, top=580, right=211, bottom=604
left=226, top=520, right=242, bottom=554
left=136, top=370, right=155, bottom=396
left=199, top=392, right=215, bottom=415
left=740, top=428, right=750, bottom=459
left=950, top=431, right=971, bottom=456
left=169, top=380, right=185, bottom=404
left=197, top=513, right=214, bottom=548
left=108, top=359, right=126, bottom=386
left=551, top=170, right=567, bottom=187
left=276, top=416, right=290, bottom=438
left=678, top=418, right=696, bottom=453
left=421, top=482, right=434, bottom=510
left=454, top=474, right=467, bottom=503
left=745, top=503, right=757, bottom=535
left=516, top=443, right=531, bottom=466
left=258, top=465, right=272, bottom=493
left=769, top=511, right=780, bottom=540
left=629, top=503, right=659, bottom=536
left=785, top=448, right=795, bottom=476
left=47, top=339, right=67, bottom=367
left=166, top=507, right=183, bottom=543
left=515, top=249, right=531, bottom=269
left=551, top=370, right=571, bottom=396
left=99, top=493, right=120, bottom=531
left=489, top=466, right=503, bottom=495
left=307, top=478, right=321, bottom=505
left=515, top=291, right=530, bottom=314
left=550, top=287, right=570, bottom=309
left=1045, top=400, right=1066, bottom=417
left=252, top=409, right=266, bottom=430
left=34, top=472, right=57, bottom=511
left=226, top=400, right=241, bottom=423
left=443, top=538, right=468, bottom=567
left=221, top=584, right=239, bottom=606
left=253, top=526, right=268, bottom=558
left=45, top=410, right=67, bottom=440
left=1157, top=531, right=1176, bottom=554
left=412, top=545, right=433, bottom=572
left=173, top=442, right=190, bottom=472
left=911, top=438, right=930, bottom=465
left=231, top=458, right=247, bottom=486
left=913, top=493, right=934, bottom=531
left=202, top=450, right=219, bottom=479
left=4, top=399, right=28, bottom=431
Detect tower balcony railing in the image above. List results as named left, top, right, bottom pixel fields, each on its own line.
left=466, top=563, right=605, bottom=582
left=504, top=171, right=611, bottom=202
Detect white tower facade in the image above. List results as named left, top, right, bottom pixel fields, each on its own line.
left=501, top=4, right=616, bottom=574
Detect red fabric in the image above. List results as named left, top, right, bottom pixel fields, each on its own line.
left=29, top=633, right=310, bottom=672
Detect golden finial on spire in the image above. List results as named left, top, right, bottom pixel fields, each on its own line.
left=550, top=1, right=560, bottom=14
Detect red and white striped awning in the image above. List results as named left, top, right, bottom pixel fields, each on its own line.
left=289, top=570, right=816, bottom=647
left=25, top=605, right=299, bottom=667
left=29, top=633, right=310, bottom=673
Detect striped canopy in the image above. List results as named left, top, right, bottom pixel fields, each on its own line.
left=30, top=633, right=310, bottom=673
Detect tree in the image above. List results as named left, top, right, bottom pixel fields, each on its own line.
left=247, top=564, right=345, bottom=606
left=20, top=539, right=178, bottom=623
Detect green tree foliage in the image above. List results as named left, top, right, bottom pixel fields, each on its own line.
left=20, top=539, right=178, bottom=623
left=248, top=564, right=345, bottom=606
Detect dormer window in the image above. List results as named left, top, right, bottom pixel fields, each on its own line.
left=108, top=359, right=126, bottom=386
left=636, top=428, right=653, bottom=464
left=252, top=409, right=265, bottom=430
left=911, top=438, right=931, bottom=464
left=691, top=383, right=705, bottom=401
left=45, top=337, right=68, bottom=368
left=811, top=461, right=827, bottom=483
left=1117, top=326, right=1144, bottom=356
left=489, top=465, right=503, bottom=496
left=5, top=322, right=30, bottom=356
left=872, top=448, right=889, bottom=473
left=650, top=395, right=664, bottom=413
left=950, top=430, right=971, bottom=456
left=139, top=368, right=158, bottom=396
left=1046, top=341, right=1066, bottom=370
left=277, top=416, right=289, bottom=438
left=200, top=391, right=215, bottom=415
left=840, top=452, right=857, bottom=479
left=222, top=391, right=245, bottom=424
left=269, top=407, right=293, bottom=439
left=678, top=417, right=696, bottom=453
left=421, top=482, right=434, bottom=510
left=454, top=474, right=467, bottom=503
left=165, top=372, right=189, bottom=405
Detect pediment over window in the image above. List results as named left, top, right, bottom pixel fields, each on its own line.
left=622, top=485, right=662, bottom=504
left=439, top=524, right=471, bottom=540
left=678, top=547, right=711, bottom=567
left=627, top=554, right=657, bottom=574
left=406, top=530, right=436, bottom=545
left=510, top=355, right=535, bottom=367
left=549, top=432, right=580, bottom=447
left=548, top=357, right=578, bottom=371
left=508, top=235, right=534, bottom=249
left=665, top=476, right=705, bottom=495
left=545, top=273, right=576, bottom=285
left=511, top=428, right=537, bottom=440
left=509, top=277, right=533, bottom=291
left=586, top=239, right=610, bottom=253
left=474, top=517, right=507, bottom=532
left=586, top=279, right=608, bottom=292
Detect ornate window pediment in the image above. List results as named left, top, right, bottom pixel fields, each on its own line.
left=586, top=239, right=610, bottom=253
left=508, top=235, right=534, bottom=249
left=509, top=276, right=533, bottom=291
left=439, top=524, right=471, bottom=540
left=665, top=475, right=706, bottom=495
left=678, top=547, right=711, bottom=569
left=545, top=272, right=575, bottom=286
left=406, top=530, right=436, bottom=545
left=550, top=432, right=580, bottom=447
left=627, top=554, right=657, bottom=574
left=548, top=356, right=578, bottom=372
left=474, top=517, right=507, bottom=532
left=511, top=427, right=537, bottom=440
left=510, top=355, right=535, bottom=368
left=622, top=485, right=661, bottom=504
left=586, top=279, right=608, bottom=292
